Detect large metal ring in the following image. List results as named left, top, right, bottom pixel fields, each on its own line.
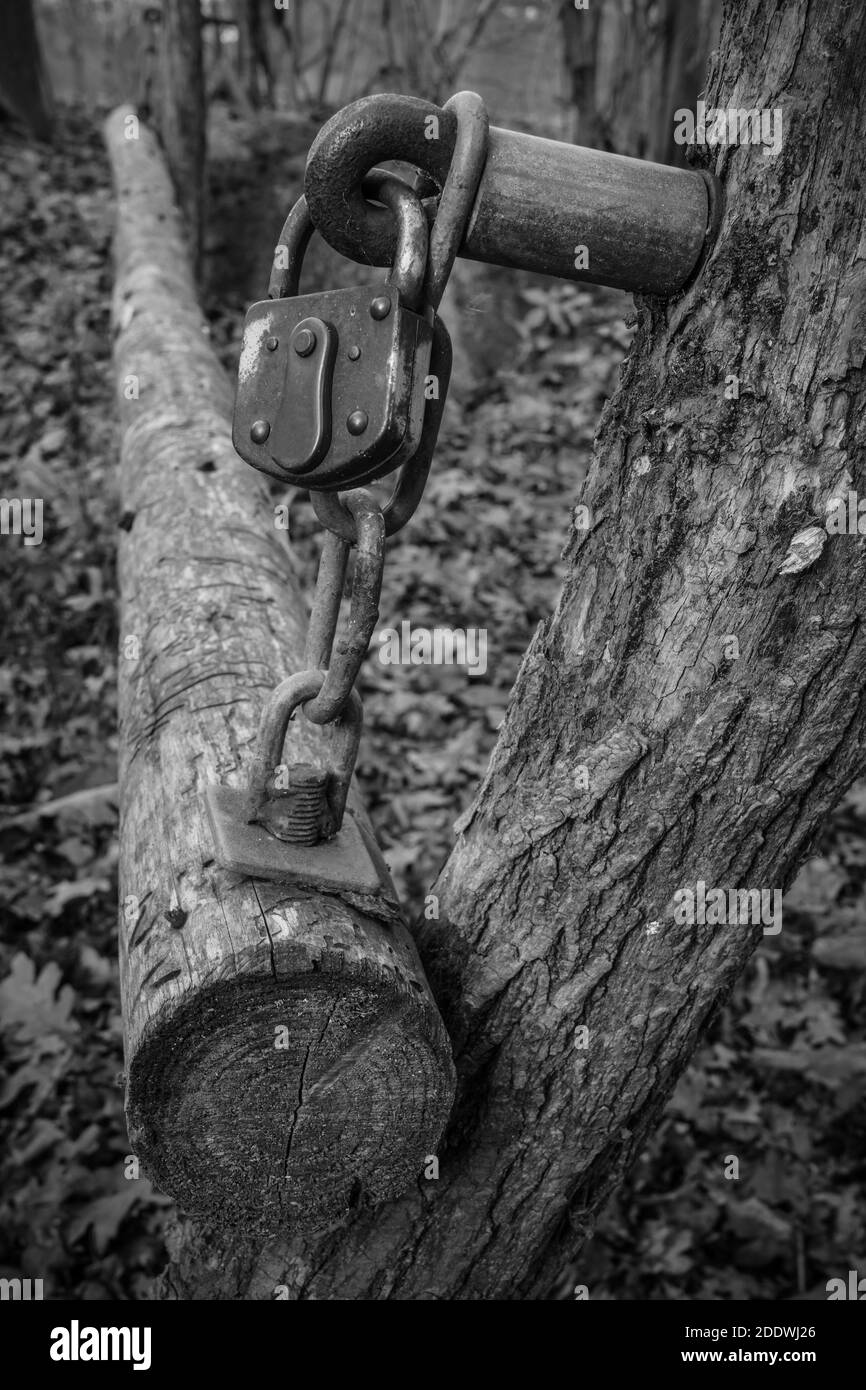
left=424, top=92, right=489, bottom=308
left=305, top=92, right=480, bottom=269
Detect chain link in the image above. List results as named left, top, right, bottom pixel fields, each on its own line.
left=303, top=491, right=385, bottom=725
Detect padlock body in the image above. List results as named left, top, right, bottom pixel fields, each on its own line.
left=233, top=286, right=434, bottom=491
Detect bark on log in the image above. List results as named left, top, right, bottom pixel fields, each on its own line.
left=105, top=105, right=454, bottom=1236
left=160, top=0, right=866, bottom=1298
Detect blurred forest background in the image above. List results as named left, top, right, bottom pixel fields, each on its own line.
left=1, top=0, right=864, bottom=1301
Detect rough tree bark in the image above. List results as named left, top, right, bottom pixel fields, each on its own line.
left=132, top=0, right=864, bottom=1297
left=105, top=108, right=454, bottom=1235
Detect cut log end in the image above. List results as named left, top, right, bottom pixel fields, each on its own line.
left=128, top=959, right=453, bottom=1233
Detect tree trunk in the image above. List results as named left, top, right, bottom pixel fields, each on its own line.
left=104, top=106, right=455, bottom=1236
left=655, top=0, right=722, bottom=166
left=142, top=0, right=205, bottom=276
left=147, top=0, right=866, bottom=1297
left=237, top=0, right=274, bottom=109
left=564, top=0, right=721, bottom=164
left=0, top=0, right=53, bottom=140
left=559, top=0, right=603, bottom=150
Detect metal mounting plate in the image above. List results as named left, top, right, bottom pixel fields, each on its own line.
left=205, top=783, right=390, bottom=896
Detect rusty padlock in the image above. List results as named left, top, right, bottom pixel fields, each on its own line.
left=232, top=175, right=435, bottom=492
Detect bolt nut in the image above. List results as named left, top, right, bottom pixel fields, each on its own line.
left=250, top=419, right=270, bottom=444
left=370, top=295, right=391, bottom=320
left=293, top=327, right=317, bottom=356
left=347, top=345, right=361, bottom=361
left=266, top=336, right=279, bottom=352
left=347, top=410, right=369, bottom=436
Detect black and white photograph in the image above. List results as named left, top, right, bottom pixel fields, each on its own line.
left=0, top=0, right=864, bottom=1354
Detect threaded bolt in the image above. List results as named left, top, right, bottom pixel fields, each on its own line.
left=260, top=763, right=331, bottom=845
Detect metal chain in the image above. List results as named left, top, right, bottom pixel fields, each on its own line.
left=307, top=91, right=487, bottom=550
left=302, top=491, right=385, bottom=725
left=283, top=96, right=488, bottom=833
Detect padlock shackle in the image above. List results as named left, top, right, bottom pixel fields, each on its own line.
left=367, top=172, right=428, bottom=311
left=268, top=194, right=315, bottom=301
left=268, top=174, right=429, bottom=310
left=305, top=92, right=721, bottom=297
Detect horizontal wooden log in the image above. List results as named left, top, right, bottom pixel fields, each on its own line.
left=161, top=0, right=866, bottom=1299
left=105, top=104, right=455, bottom=1234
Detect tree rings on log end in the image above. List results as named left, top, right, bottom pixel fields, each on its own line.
left=125, top=958, right=455, bottom=1233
